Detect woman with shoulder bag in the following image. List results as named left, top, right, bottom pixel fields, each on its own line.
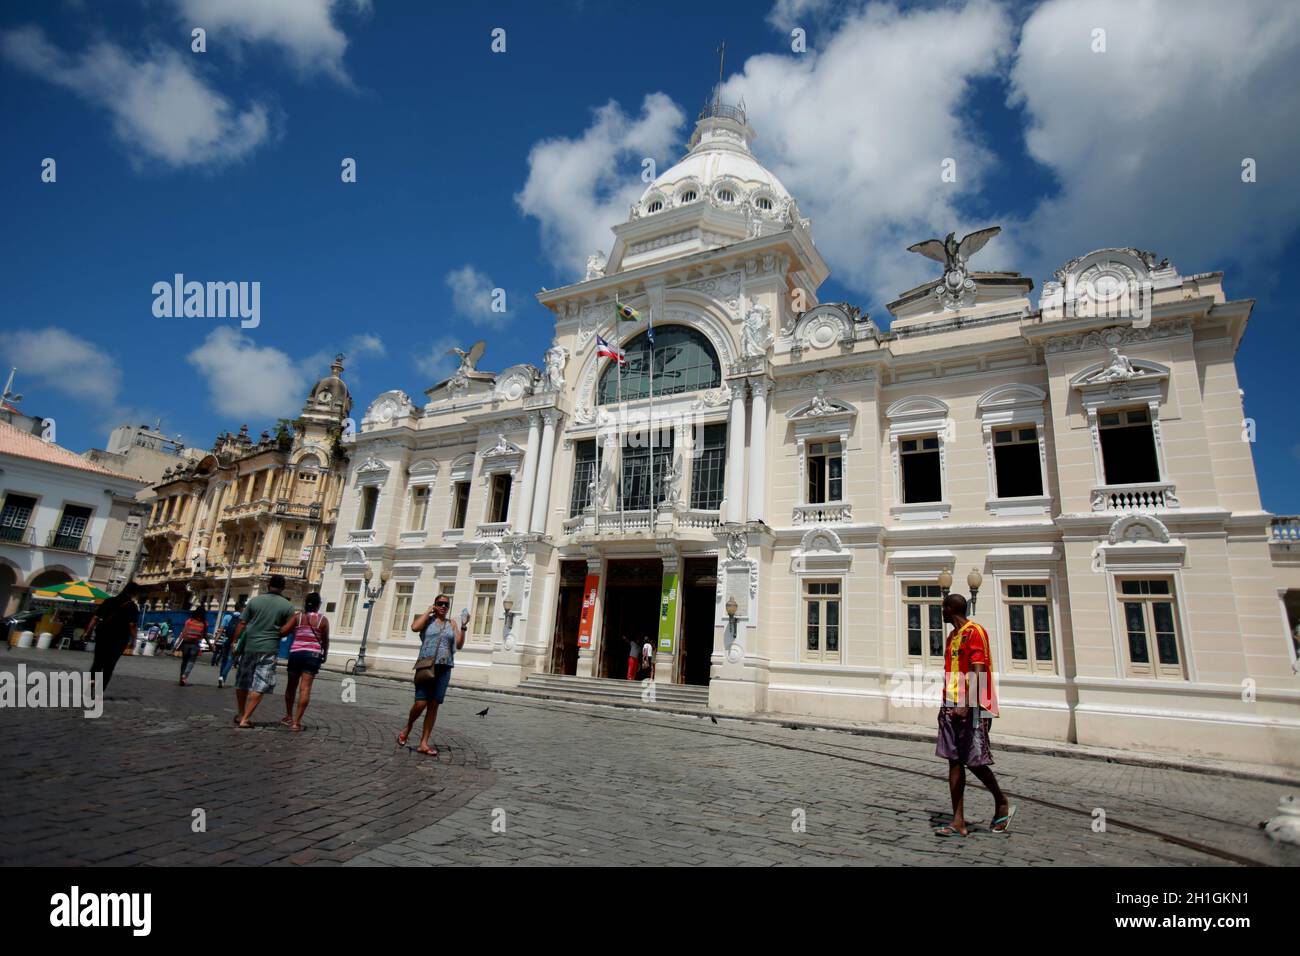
left=397, top=593, right=467, bottom=757
left=279, top=592, right=329, bottom=731
left=178, top=607, right=207, bottom=685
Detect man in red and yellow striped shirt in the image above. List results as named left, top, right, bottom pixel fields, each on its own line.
left=935, top=593, right=1015, bottom=837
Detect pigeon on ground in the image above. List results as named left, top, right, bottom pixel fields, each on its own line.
left=710, top=715, right=717, bottom=724
left=476, top=707, right=489, bottom=717
left=1263, top=794, right=1300, bottom=845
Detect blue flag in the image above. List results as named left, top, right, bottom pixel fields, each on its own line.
left=646, top=308, right=655, bottom=346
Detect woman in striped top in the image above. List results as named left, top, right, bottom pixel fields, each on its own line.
left=278, top=592, right=330, bottom=732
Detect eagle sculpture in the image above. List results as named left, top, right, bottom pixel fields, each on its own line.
left=907, top=226, right=1001, bottom=275
left=447, top=340, right=487, bottom=373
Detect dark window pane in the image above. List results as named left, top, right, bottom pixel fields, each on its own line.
left=1124, top=603, right=1149, bottom=663
left=994, top=442, right=1044, bottom=498
left=1153, top=603, right=1179, bottom=664
left=902, top=450, right=942, bottom=503
left=597, top=326, right=721, bottom=404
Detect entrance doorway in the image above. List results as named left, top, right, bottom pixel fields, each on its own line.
left=550, top=561, right=587, bottom=676
left=681, top=558, right=718, bottom=686
left=600, top=558, right=662, bottom=680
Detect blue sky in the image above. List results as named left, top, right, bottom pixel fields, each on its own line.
left=2, top=0, right=1298, bottom=512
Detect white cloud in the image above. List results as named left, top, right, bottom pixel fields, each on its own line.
left=0, top=26, right=270, bottom=168
left=1010, top=0, right=1300, bottom=282
left=187, top=328, right=309, bottom=420
left=345, top=333, right=385, bottom=358
left=445, top=265, right=512, bottom=329
left=173, top=0, right=368, bottom=83
left=767, top=0, right=836, bottom=31
left=0, top=327, right=122, bottom=407
left=516, top=93, right=687, bottom=278
left=725, top=0, right=1015, bottom=305
left=414, top=335, right=460, bottom=384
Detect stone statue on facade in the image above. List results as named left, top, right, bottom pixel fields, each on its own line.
left=906, top=226, right=1001, bottom=311
left=1089, top=347, right=1143, bottom=383
left=596, top=434, right=618, bottom=512
left=661, top=452, right=682, bottom=507
left=741, top=303, right=774, bottom=359
left=585, top=251, right=608, bottom=281
left=543, top=341, right=568, bottom=392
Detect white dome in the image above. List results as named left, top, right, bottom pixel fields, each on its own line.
left=633, top=107, right=793, bottom=218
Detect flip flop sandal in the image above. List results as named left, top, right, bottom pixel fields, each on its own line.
left=991, top=806, right=1018, bottom=834
left=934, top=825, right=967, bottom=838
left=396, top=731, right=409, bottom=746
left=415, top=746, right=438, bottom=757
left=279, top=716, right=293, bottom=726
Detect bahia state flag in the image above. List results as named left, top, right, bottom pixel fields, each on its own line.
left=615, top=300, right=640, bottom=322
left=596, top=334, right=626, bottom=364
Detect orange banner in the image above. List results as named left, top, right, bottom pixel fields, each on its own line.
left=576, top=574, right=599, bottom=648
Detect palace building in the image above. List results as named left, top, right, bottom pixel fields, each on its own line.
left=135, top=356, right=353, bottom=610
left=321, top=101, right=1300, bottom=768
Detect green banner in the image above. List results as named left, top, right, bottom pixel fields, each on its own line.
left=657, top=570, right=679, bottom=654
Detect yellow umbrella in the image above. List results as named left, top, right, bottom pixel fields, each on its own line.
left=31, top=579, right=111, bottom=603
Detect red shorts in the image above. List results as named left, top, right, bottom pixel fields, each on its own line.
left=627, top=658, right=639, bottom=681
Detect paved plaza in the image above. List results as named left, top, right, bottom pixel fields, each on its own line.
left=1, top=646, right=1295, bottom=867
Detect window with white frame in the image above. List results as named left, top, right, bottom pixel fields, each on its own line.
left=1117, top=578, right=1184, bottom=679
left=408, top=485, right=430, bottom=531
left=803, top=580, right=841, bottom=662
left=806, top=440, right=843, bottom=504
left=358, top=486, right=379, bottom=530
left=1003, top=582, right=1054, bottom=673
left=450, top=481, right=470, bottom=530
left=0, top=493, right=36, bottom=543
left=487, top=473, right=512, bottom=524
left=471, top=581, right=496, bottom=641
left=339, top=581, right=360, bottom=632
left=904, top=584, right=946, bottom=665
left=569, top=440, right=599, bottom=516
left=389, top=582, right=414, bottom=637
left=899, top=436, right=942, bottom=503
left=992, top=426, right=1044, bottom=498
left=1099, top=407, right=1160, bottom=485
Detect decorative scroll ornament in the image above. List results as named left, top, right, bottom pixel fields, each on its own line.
left=726, top=529, right=748, bottom=561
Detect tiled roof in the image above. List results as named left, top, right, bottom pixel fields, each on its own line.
left=0, top=419, right=145, bottom=484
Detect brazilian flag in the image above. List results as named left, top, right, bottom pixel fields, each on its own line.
left=615, top=300, right=640, bottom=322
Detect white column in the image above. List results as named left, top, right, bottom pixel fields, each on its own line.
left=530, top=411, right=559, bottom=534
left=726, top=383, right=747, bottom=524
left=514, top=413, right=542, bottom=533
left=747, top=379, right=769, bottom=523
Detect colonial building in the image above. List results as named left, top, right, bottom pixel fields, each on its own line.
left=0, top=419, right=148, bottom=615
left=135, top=356, right=352, bottom=610
left=321, top=101, right=1300, bottom=768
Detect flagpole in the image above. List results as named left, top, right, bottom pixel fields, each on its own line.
left=648, top=307, right=655, bottom=525
left=617, top=313, right=625, bottom=534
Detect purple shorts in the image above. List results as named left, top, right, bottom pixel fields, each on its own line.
left=936, top=709, right=994, bottom=768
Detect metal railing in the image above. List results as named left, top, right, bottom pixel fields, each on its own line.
left=0, top=524, right=34, bottom=545
left=46, top=530, right=92, bottom=553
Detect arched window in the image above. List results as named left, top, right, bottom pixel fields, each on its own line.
left=717, top=189, right=734, bottom=203
left=597, top=326, right=721, bottom=404
left=756, top=197, right=773, bottom=211
left=679, top=190, right=697, bottom=204
left=647, top=200, right=663, bottom=213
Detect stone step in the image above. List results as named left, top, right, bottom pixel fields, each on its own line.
left=519, top=673, right=711, bottom=707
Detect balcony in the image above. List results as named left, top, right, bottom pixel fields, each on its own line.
left=265, top=561, right=307, bottom=580
left=1091, top=482, right=1179, bottom=513
left=0, top=524, right=34, bottom=546
left=274, top=499, right=323, bottom=521
left=562, top=507, right=720, bottom=537
left=793, top=502, right=853, bottom=526
left=1269, top=516, right=1300, bottom=545
left=222, top=499, right=273, bottom=520
left=45, top=530, right=93, bottom=553
left=475, top=521, right=511, bottom=541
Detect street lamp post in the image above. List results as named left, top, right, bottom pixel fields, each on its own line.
left=937, top=570, right=953, bottom=599
left=724, top=595, right=738, bottom=649
left=967, top=569, right=983, bottom=615
left=354, top=564, right=389, bottom=676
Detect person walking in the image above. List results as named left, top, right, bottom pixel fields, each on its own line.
left=639, top=637, right=654, bottom=680
left=934, top=592, right=1015, bottom=837
left=231, top=575, right=294, bottom=729
left=157, top=619, right=172, bottom=652
left=398, top=595, right=467, bottom=757
left=216, top=599, right=245, bottom=689
left=279, top=592, right=329, bottom=732
left=622, top=634, right=642, bottom=681
left=86, top=581, right=142, bottom=693
left=177, top=607, right=207, bottom=686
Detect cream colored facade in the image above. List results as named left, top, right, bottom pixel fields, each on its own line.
left=322, top=104, right=1300, bottom=769
left=136, top=357, right=352, bottom=610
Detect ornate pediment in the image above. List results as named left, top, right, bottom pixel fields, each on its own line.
left=1107, top=514, right=1170, bottom=545
left=363, top=390, right=414, bottom=427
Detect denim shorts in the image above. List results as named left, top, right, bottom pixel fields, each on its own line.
left=287, top=651, right=323, bottom=676
left=414, top=665, right=452, bottom=704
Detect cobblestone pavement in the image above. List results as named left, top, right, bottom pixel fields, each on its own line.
left=2, top=647, right=1296, bottom=867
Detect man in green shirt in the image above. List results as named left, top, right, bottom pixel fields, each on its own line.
left=231, top=575, right=294, bottom=728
